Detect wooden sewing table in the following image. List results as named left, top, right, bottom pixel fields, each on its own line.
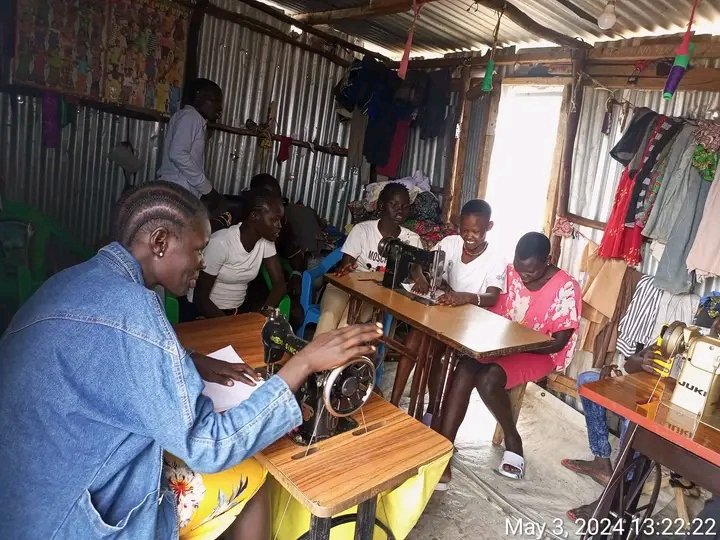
left=176, top=313, right=453, bottom=540
left=325, top=272, right=551, bottom=421
left=579, top=372, right=720, bottom=539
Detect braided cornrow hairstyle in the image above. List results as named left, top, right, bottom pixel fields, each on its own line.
left=111, top=181, right=208, bottom=248
left=240, top=188, right=282, bottom=222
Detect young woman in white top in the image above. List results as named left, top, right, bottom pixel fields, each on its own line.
left=390, top=199, right=507, bottom=414
left=190, top=189, right=287, bottom=317
left=315, top=183, right=422, bottom=334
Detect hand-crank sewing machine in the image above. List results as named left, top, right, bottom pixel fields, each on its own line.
left=377, top=237, right=445, bottom=304
left=655, top=321, right=720, bottom=422
left=261, top=309, right=376, bottom=445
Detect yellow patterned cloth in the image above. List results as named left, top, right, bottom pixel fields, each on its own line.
left=163, top=454, right=266, bottom=540
left=269, top=450, right=452, bottom=540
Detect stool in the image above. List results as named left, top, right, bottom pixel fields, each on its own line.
left=492, top=383, right=527, bottom=446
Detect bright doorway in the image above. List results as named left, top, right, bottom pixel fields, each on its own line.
left=485, top=85, right=564, bottom=260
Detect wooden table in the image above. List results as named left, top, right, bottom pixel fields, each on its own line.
left=325, top=272, right=551, bottom=420
left=176, top=313, right=453, bottom=540
left=579, top=373, right=720, bottom=539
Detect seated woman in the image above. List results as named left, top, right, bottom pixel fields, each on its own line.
left=438, top=232, right=581, bottom=484
left=390, top=199, right=507, bottom=417
left=0, top=181, right=384, bottom=539
left=315, top=183, right=422, bottom=334
left=188, top=188, right=287, bottom=318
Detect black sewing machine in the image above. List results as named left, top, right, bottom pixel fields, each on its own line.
left=377, top=237, right=445, bottom=305
left=261, top=309, right=376, bottom=445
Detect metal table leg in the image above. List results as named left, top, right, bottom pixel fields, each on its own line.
left=308, top=515, right=332, bottom=540
left=354, top=496, right=378, bottom=540
left=431, top=348, right=457, bottom=427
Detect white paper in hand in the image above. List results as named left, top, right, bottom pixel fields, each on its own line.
left=201, top=345, right=265, bottom=413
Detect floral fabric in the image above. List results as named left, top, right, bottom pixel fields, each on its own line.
left=490, top=265, right=582, bottom=370
left=163, top=454, right=266, bottom=539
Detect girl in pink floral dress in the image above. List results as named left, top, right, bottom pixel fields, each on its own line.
left=437, top=233, right=581, bottom=484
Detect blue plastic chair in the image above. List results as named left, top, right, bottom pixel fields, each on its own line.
left=298, top=248, right=343, bottom=338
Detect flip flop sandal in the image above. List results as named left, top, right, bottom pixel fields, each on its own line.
left=560, top=458, right=609, bottom=486
left=497, top=450, right=525, bottom=480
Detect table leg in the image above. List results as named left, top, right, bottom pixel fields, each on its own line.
left=347, top=296, right=361, bottom=325
left=308, top=515, right=332, bottom=540
left=414, top=337, right=437, bottom=419
left=432, top=348, right=456, bottom=424
left=408, top=333, right=431, bottom=420
left=584, top=423, right=640, bottom=540
left=354, top=496, right=378, bottom=540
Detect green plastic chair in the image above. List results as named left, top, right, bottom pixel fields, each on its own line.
left=261, top=265, right=291, bottom=320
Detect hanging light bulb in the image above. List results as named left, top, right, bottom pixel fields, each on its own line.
left=597, top=0, right=617, bottom=30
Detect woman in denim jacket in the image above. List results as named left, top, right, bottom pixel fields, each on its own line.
left=0, top=182, right=382, bottom=540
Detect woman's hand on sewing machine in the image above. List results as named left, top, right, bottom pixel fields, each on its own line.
left=411, top=275, right=430, bottom=295
left=277, top=323, right=384, bottom=392
left=436, top=289, right=473, bottom=307
left=191, top=352, right=262, bottom=387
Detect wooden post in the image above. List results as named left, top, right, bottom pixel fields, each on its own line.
left=542, top=84, right=571, bottom=237
left=183, top=0, right=209, bottom=86
left=474, top=79, right=502, bottom=200
left=442, top=66, right=471, bottom=224
left=550, top=50, right=586, bottom=264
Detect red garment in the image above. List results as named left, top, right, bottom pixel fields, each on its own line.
left=376, top=119, right=411, bottom=177
left=276, top=136, right=293, bottom=163
left=598, top=168, right=635, bottom=261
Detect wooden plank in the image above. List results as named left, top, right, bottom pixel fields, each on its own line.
left=589, top=38, right=720, bottom=62
left=543, top=84, right=570, bottom=237
left=295, top=0, right=420, bottom=24
left=551, top=51, right=586, bottom=263
left=443, top=65, right=471, bottom=224
left=232, top=0, right=394, bottom=65
left=204, top=4, right=350, bottom=67
left=406, top=48, right=572, bottom=70
left=475, top=81, right=501, bottom=201
left=475, top=0, right=592, bottom=49
left=546, top=372, right=578, bottom=399
left=503, top=76, right=573, bottom=86
left=567, top=211, right=607, bottom=231
left=594, top=68, right=720, bottom=92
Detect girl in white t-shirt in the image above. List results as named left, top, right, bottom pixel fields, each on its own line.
left=390, top=199, right=507, bottom=415
left=189, top=189, right=287, bottom=318
left=315, top=183, right=422, bottom=334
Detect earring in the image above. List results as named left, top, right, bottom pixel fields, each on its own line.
left=159, top=252, right=164, bottom=258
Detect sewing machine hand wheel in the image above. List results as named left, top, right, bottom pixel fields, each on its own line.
left=323, top=357, right=376, bottom=417
left=661, top=321, right=687, bottom=358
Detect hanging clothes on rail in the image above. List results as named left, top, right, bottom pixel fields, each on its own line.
left=653, top=166, right=708, bottom=294
left=686, top=165, right=720, bottom=281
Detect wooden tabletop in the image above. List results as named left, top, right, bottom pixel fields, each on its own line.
left=326, top=271, right=551, bottom=359
left=175, top=314, right=454, bottom=517
left=580, top=372, right=720, bottom=468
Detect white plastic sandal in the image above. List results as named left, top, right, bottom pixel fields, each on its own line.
left=497, top=450, right=525, bottom=480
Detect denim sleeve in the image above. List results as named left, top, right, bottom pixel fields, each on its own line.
left=132, top=343, right=302, bottom=474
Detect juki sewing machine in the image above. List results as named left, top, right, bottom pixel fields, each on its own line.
left=261, top=309, right=376, bottom=445
left=377, top=237, right=445, bottom=305
left=657, top=321, right=720, bottom=421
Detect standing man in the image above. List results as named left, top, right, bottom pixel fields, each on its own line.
left=158, top=77, right=224, bottom=211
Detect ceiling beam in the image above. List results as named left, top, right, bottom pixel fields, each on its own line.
left=295, top=1, right=423, bottom=25
left=474, top=0, right=591, bottom=49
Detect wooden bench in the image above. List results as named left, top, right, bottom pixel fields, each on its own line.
left=492, top=383, right=528, bottom=446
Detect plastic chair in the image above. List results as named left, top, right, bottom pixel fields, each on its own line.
left=164, top=292, right=180, bottom=325
left=375, top=312, right=394, bottom=387
left=260, top=265, right=291, bottom=320
left=298, top=248, right=343, bottom=338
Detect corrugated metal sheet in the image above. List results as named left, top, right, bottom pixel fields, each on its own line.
left=268, top=0, right=720, bottom=57
left=0, top=93, right=162, bottom=247
left=398, top=91, right=459, bottom=189
left=459, top=94, right=488, bottom=206
left=562, top=84, right=720, bottom=295
left=199, top=5, right=361, bottom=227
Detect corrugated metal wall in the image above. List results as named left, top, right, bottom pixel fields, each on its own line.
left=397, top=92, right=459, bottom=191
left=0, top=93, right=163, bottom=247
left=459, top=95, right=488, bottom=207
left=561, top=84, right=720, bottom=294
left=0, top=1, right=364, bottom=246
